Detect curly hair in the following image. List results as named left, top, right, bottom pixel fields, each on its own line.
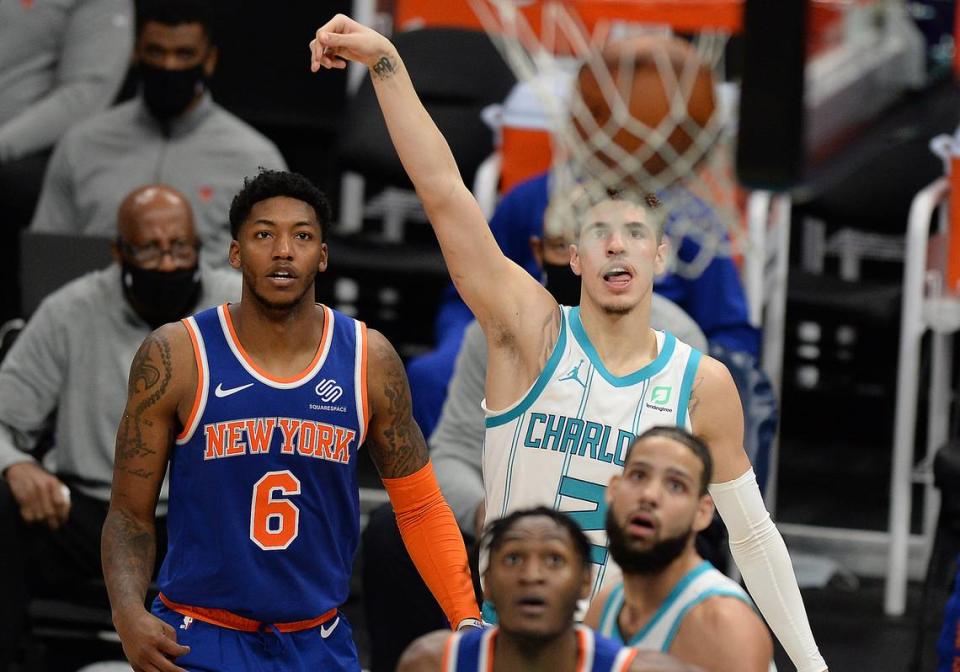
left=229, top=169, right=332, bottom=241
left=482, top=506, right=592, bottom=571
left=623, top=426, right=713, bottom=495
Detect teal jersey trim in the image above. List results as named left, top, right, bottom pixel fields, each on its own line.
left=569, top=307, right=675, bottom=388
left=485, top=307, right=568, bottom=428
left=626, top=560, right=713, bottom=647
left=499, top=413, right=526, bottom=517
left=675, top=347, right=702, bottom=429
left=599, top=583, right=626, bottom=640
left=661, top=587, right=754, bottom=651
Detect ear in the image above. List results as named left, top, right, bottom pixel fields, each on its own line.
left=317, top=242, right=329, bottom=273
left=229, top=240, right=241, bottom=270
left=568, top=243, right=582, bottom=277
left=692, top=493, right=715, bottom=533
left=578, top=566, right=593, bottom=601
left=529, top=235, right=543, bottom=269
left=204, top=45, right=219, bottom=78
left=653, top=236, right=670, bottom=276
left=605, top=475, right=620, bottom=506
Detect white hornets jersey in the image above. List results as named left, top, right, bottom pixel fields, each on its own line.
left=482, top=305, right=702, bottom=597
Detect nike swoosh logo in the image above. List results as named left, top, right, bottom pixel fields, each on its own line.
left=319, top=616, right=340, bottom=639
left=214, top=382, right=254, bottom=398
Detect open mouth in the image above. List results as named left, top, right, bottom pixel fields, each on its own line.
left=602, top=266, right=633, bottom=289
left=627, top=512, right=657, bottom=538
left=516, top=596, right=548, bottom=615
left=267, top=269, right=297, bottom=286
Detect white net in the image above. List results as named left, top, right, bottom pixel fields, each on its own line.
left=470, top=0, right=747, bottom=277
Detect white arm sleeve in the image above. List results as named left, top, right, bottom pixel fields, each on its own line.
left=709, top=468, right=827, bottom=672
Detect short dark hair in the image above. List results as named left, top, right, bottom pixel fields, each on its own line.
left=136, top=0, right=215, bottom=42
left=482, top=506, right=592, bottom=571
left=623, top=426, right=713, bottom=495
left=229, top=170, right=332, bottom=241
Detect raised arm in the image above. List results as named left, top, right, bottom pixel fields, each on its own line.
left=101, top=323, right=194, bottom=672
left=691, top=356, right=827, bottom=672
left=364, top=329, right=481, bottom=628
left=310, top=16, right=557, bottom=366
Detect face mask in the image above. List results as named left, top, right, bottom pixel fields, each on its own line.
left=543, top=262, right=581, bottom=306
left=139, top=62, right=207, bottom=122
left=121, top=262, right=202, bottom=328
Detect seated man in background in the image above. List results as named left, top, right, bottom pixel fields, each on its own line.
left=0, top=0, right=135, bottom=323
left=407, top=169, right=760, bottom=440
left=398, top=506, right=702, bottom=672
left=0, top=184, right=238, bottom=671
left=363, top=209, right=708, bottom=672
left=30, top=0, right=286, bottom=269
left=586, top=426, right=773, bottom=671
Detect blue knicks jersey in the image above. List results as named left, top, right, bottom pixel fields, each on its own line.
left=157, top=304, right=369, bottom=622
left=444, top=626, right=638, bottom=671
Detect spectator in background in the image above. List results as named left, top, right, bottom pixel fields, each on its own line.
left=30, top=0, right=287, bottom=270
left=362, top=212, right=708, bottom=672
left=0, top=0, right=135, bottom=323
left=0, top=185, right=238, bottom=671
left=406, top=170, right=760, bottom=439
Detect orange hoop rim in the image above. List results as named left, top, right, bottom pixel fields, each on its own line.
left=480, top=0, right=744, bottom=34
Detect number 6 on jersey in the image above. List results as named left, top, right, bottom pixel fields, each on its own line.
left=251, top=470, right=301, bottom=550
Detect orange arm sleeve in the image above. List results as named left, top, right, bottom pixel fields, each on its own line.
left=382, top=461, right=481, bottom=628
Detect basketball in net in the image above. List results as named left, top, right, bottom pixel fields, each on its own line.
left=570, top=35, right=718, bottom=192
left=470, top=0, right=745, bottom=276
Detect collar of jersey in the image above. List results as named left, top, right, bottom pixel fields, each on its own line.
left=569, top=307, right=675, bottom=388
left=624, top=559, right=713, bottom=647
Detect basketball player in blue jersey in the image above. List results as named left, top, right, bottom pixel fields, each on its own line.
left=101, top=169, right=481, bottom=672
left=398, top=507, right=701, bottom=672
left=585, top=427, right=773, bottom=671
left=310, top=16, right=827, bottom=672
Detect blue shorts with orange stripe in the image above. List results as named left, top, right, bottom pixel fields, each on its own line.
left=152, top=596, right=359, bottom=671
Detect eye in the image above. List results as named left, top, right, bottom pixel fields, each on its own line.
left=667, top=479, right=687, bottom=494
left=502, top=553, right=522, bottom=567
left=544, top=553, right=566, bottom=568
left=254, top=230, right=271, bottom=240
left=295, top=231, right=313, bottom=241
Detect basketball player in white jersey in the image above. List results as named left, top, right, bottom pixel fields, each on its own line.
left=585, top=426, right=773, bottom=671
left=309, top=16, right=827, bottom=672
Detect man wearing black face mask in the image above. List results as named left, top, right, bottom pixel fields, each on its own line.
left=360, top=212, right=707, bottom=672
left=0, top=185, right=238, bottom=671
left=29, top=0, right=286, bottom=270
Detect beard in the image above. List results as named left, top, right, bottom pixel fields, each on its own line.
left=606, top=510, right=692, bottom=575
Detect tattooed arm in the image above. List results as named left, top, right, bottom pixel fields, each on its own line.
left=101, top=322, right=195, bottom=672
left=309, top=16, right=558, bottom=409
left=686, top=356, right=751, bottom=482
left=365, top=329, right=481, bottom=627
left=364, top=328, right=428, bottom=478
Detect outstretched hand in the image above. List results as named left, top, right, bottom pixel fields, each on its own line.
left=310, top=14, right=395, bottom=72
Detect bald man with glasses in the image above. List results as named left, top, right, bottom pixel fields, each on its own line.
left=0, top=184, right=238, bottom=671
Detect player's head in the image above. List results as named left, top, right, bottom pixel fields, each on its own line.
left=228, top=170, right=332, bottom=312
left=605, top=426, right=714, bottom=576
left=482, top=507, right=592, bottom=641
left=135, top=0, right=218, bottom=122
left=564, top=187, right=669, bottom=316
left=113, top=185, right=201, bottom=327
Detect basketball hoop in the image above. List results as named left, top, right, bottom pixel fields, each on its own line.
left=469, top=0, right=747, bottom=277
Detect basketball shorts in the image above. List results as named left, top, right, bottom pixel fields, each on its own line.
left=152, top=597, right=359, bottom=671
